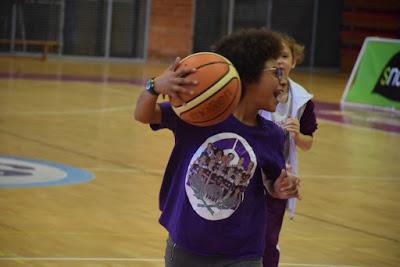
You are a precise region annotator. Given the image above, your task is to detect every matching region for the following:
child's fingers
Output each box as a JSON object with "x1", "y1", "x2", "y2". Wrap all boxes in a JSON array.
[
  {"x1": 176, "y1": 67, "x2": 197, "y2": 78},
  {"x1": 286, "y1": 116, "x2": 298, "y2": 122},
  {"x1": 294, "y1": 176, "x2": 301, "y2": 187},
  {"x1": 280, "y1": 181, "x2": 297, "y2": 192},
  {"x1": 169, "y1": 57, "x2": 181, "y2": 71},
  {"x1": 284, "y1": 121, "x2": 299, "y2": 128},
  {"x1": 277, "y1": 187, "x2": 299, "y2": 199},
  {"x1": 166, "y1": 74, "x2": 198, "y2": 98},
  {"x1": 284, "y1": 118, "x2": 299, "y2": 127},
  {"x1": 172, "y1": 84, "x2": 195, "y2": 96},
  {"x1": 285, "y1": 186, "x2": 300, "y2": 199},
  {"x1": 283, "y1": 126, "x2": 300, "y2": 133},
  {"x1": 173, "y1": 76, "x2": 198, "y2": 86}
]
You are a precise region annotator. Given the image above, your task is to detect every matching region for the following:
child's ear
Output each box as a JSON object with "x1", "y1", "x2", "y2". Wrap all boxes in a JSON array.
[{"x1": 291, "y1": 58, "x2": 297, "y2": 69}]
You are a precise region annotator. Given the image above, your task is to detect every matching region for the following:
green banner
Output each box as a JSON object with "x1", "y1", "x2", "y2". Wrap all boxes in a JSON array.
[{"x1": 342, "y1": 38, "x2": 400, "y2": 111}]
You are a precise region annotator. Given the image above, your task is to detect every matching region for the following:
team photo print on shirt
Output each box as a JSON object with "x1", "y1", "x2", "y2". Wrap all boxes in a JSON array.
[{"x1": 185, "y1": 132, "x2": 257, "y2": 220}]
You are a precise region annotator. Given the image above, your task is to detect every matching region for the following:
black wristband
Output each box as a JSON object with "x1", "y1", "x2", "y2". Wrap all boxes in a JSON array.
[{"x1": 145, "y1": 77, "x2": 159, "y2": 96}]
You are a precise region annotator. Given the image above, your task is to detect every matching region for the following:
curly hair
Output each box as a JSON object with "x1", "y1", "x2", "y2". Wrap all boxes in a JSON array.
[
  {"x1": 211, "y1": 28, "x2": 282, "y2": 88},
  {"x1": 276, "y1": 32, "x2": 305, "y2": 64}
]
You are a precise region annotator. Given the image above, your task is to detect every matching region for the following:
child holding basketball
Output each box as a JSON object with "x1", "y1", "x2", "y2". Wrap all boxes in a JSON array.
[
  {"x1": 135, "y1": 28, "x2": 301, "y2": 267},
  {"x1": 259, "y1": 32, "x2": 318, "y2": 267}
]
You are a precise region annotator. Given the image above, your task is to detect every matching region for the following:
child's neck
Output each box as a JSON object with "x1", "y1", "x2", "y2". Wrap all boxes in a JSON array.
[{"x1": 233, "y1": 101, "x2": 258, "y2": 126}]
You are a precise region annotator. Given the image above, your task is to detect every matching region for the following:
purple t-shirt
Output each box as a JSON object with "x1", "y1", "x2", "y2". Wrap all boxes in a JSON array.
[{"x1": 151, "y1": 103, "x2": 285, "y2": 259}]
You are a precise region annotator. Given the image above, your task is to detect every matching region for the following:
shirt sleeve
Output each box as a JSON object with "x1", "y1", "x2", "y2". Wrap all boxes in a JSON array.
[
  {"x1": 150, "y1": 102, "x2": 180, "y2": 131},
  {"x1": 299, "y1": 100, "x2": 318, "y2": 136}
]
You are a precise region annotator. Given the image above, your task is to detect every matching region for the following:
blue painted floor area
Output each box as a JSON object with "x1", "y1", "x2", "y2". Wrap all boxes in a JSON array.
[{"x1": 0, "y1": 156, "x2": 94, "y2": 188}]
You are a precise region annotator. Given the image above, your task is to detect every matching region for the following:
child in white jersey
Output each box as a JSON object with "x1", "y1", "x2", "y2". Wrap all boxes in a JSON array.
[{"x1": 259, "y1": 32, "x2": 318, "y2": 267}]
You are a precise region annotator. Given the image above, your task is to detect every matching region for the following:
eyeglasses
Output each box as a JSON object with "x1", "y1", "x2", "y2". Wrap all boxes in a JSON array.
[{"x1": 264, "y1": 67, "x2": 283, "y2": 82}]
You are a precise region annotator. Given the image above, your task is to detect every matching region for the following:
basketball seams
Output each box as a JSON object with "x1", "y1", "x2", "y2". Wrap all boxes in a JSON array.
[
  {"x1": 181, "y1": 77, "x2": 240, "y2": 125},
  {"x1": 172, "y1": 62, "x2": 231, "y2": 109},
  {"x1": 181, "y1": 52, "x2": 237, "y2": 69},
  {"x1": 172, "y1": 64, "x2": 238, "y2": 115},
  {"x1": 182, "y1": 61, "x2": 229, "y2": 73}
]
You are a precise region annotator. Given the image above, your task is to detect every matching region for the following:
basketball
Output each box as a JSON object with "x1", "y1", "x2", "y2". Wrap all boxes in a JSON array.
[{"x1": 169, "y1": 52, "x2": 241, "y2": 127}]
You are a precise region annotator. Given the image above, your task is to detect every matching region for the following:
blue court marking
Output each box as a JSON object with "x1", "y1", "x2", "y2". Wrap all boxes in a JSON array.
[{"x1": 0, "y1": 155, "x2": 94, "y2": 188}]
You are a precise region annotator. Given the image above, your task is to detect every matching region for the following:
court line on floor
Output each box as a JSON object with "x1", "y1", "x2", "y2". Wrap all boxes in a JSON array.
[
  {"x1": 0, "y1": 72, "x2": 144, "y2": 86},
  {"x1": 0, "y1": 257, "x2": 366, "y2": 267},
  {"x1": 296, "y1": 212, "x2": 399, "y2": 244},
  {"x1": 0, "y1": 128, "x2": 161, "y2": 178},
  {"x1": 0, "y1": 106, "x2": 133, "y2": 116}
]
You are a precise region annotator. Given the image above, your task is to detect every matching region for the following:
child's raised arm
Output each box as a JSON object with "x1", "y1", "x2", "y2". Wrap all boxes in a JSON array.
[{"x1": 134, "y1": 57, "x2": 197, "y2": 124}]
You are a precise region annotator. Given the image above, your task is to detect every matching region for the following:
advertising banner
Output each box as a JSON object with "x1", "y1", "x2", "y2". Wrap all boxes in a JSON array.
[{"x1": 341, "y1": 37, "x2": 400, "y2": 113}]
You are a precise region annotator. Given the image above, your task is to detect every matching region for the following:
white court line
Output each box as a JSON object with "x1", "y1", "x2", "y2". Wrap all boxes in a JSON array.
[
  {"x1": 0, "y1": 106, "x2": 133, "y2": 116},
  {"x1": 0, "y1": 257, "x2": 367, "y2": 267}
]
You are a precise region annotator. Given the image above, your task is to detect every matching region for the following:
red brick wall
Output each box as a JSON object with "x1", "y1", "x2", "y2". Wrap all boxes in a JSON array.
[{"x1": 148, "y1": 0, "x2": 194, "y2": 61}]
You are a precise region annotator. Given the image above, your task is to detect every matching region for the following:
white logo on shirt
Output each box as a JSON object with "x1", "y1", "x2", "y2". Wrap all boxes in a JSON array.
[{"x1": 185, "y1": 133, "x2": 257, "y2": 220}]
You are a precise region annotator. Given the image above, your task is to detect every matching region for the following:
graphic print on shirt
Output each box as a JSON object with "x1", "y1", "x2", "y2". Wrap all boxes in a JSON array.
[{"x1": 185, "y1": 132, "x2": 257, "y2": 220}]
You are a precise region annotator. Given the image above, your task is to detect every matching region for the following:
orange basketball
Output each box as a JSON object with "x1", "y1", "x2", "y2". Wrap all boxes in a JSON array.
[{"x1": 170, "y1": 52, "x2": 241, "y2": 127}]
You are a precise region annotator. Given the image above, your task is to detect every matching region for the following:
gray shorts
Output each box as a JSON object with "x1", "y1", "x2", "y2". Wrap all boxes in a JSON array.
[{"x1": 164, "y1": 236, "x2": 262, "y2": 267}]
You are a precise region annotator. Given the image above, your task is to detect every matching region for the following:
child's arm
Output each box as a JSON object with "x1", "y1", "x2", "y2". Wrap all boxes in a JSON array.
[
  {"x1": 294, "y1": 131, "x2": 313, "y2": 151},
  {"x1": 283, "y1": 117, "x2": 314, "y2": 151},
  {"x1": 134, "y1": 57, "x2": 197, "y2": 124},
  {"x1": 284, "y1": 100, "x2": 317, "y2": 151},
  {"x1": 134, "y1": 84, "x2": 162, "y2": 124}
]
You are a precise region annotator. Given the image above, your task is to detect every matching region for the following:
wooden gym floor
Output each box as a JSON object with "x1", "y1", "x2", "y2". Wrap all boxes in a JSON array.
[{"x1": 0, "y1": 57, "x2": 399, "y2": 267}]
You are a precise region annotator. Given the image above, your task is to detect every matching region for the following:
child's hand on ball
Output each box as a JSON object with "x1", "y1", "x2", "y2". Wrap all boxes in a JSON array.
[{"x1": 154, "y1": 57, "x2": 197, "y2": 103}]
